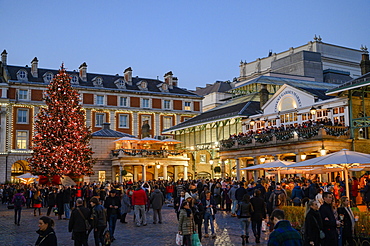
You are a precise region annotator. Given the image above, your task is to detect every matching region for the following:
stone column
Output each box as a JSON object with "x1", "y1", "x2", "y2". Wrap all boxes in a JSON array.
[
  {"x1": 142, "y1": 165, "x2": 147, "y2": 181},
  {"x1": 235, "y1": 158, "x2": 240, "y2": 181},
  {"x1": 163, "y1": 165, "x2": 168, "y2": 180},
  {"x1": 174, "y1": 166, "x2": 178, "y2": 181},
  {"x1": 154, "y1": 164, "x2": 158, "y2": 180},
  {"x1": 183, "y1": 165, "x2": 188, "y2": 180},
  {"x1": 119, "y1": 165, "x2": 123, "y2": 183},
  {"x1": 253, "y1": 158, "x2": 258, "y2": 182},
  {"x1": 221, "y1": 159, "x2": 226, "y2": 178},
  {"x1": 133, "y1": 166, "x2": 138, "y2": 182}
]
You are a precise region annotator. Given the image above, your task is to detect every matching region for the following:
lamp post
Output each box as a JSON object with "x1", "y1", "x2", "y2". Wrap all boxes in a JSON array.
[{"x1": 209, "y1": 160, "x2": 214, "y2": 179}]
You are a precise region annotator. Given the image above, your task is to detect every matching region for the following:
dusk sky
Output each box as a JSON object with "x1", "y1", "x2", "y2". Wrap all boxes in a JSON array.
[{"x1": 1, "y1": 1, "x2": 369, "y2": 90}]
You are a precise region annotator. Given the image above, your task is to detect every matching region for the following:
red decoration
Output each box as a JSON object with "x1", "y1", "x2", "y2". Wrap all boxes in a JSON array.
[{"x1": 28, "y1": 65, "x2": 95, "y2": 178}]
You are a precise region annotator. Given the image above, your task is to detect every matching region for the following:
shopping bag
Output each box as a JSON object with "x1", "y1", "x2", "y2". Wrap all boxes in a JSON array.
[
  {"x1": 192, "y1": 232, "x2": 202, "y2": 246},
  {"x1": 176, "y1": 233, "x2": 183, "y2": 246},
  {"x1": 262, "y1": 220, "x2": 267, "y2": 232}
]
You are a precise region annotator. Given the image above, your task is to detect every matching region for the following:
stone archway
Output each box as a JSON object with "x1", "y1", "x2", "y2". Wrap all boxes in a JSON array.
[{"x1": 11, "y1": 160, "x2": 30, "y2": 183}]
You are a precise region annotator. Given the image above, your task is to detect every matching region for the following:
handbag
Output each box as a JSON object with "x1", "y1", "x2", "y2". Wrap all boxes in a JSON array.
[
  {"x1": 7, "y1": 205, "x2": 14, "y2": 209},
  {"x1": 176, "y1": 233, "x2": 183, "y2": 246},
  {"x1": 312, "y1": 216, "x2": 325, "y2": 239},
  {"x1": 77, "y1": 208, "x2": 91, "y2": 231},
  {"x1": 192, "y1": 232, "x2": 202, "y2": 246}
]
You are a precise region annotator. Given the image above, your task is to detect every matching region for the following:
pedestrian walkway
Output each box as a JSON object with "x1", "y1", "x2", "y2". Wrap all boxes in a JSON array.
[{"x1": 0, "y1": 204, "x2": 270, "y2": 245}]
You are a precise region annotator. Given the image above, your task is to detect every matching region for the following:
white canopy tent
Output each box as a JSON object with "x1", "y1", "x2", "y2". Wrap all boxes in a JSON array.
[{"x1": 288, "y1": 149, "x2": 370, "y2": 198}]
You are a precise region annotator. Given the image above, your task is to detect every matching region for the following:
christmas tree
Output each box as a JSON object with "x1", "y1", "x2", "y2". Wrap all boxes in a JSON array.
[{"x1": 29, "y1": 65, "x2": 95, "y2": 177}]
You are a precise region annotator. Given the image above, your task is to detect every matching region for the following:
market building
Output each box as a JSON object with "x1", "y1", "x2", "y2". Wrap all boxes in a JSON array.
[
  {"x1": 0, "y1": 51, "x2": 202, "y2": 183},
  {"x1": 164, "y1": 39, "x2": 368, "y2": 181}
]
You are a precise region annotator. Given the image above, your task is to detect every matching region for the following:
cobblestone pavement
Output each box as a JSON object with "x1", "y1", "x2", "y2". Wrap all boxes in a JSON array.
[{"x1": 0, "y1": 203, "x2": 270, "y2": 246}]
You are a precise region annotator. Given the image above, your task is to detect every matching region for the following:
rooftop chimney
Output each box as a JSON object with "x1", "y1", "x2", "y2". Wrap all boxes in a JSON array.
[
  {"x1": 124, "y1": 67, "x2": 132, "y2": 84},
  {"x1": 360, "y1": 48, "x2": 370, "y2": 75},
  {"x1": 1, "y1": 50, "x2": 7, "y2": 65},
  {"x1": 172, "y1": 77, "x2": 178, "y2": 87},
  {"x1": 31, "y1": 57, "x2": 38, "y2": 77},
  {"x1": 260, "y1": 84, "x2": 269, "y2": 108},
  {"x1": 164, "y1": 71, "x2": 173, "y2": 89},
  {"x1": 79, "y1": 62, "x2": 88, "y2": 82},
  {"x1": 103, "y1": 123, "x2": 111, "y2": 130}
]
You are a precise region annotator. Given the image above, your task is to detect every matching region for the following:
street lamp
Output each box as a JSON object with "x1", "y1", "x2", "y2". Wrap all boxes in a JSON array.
[
  {"x1": 250, "y1": 119, "x2": 255, "y2": 126},
  {"x1": 310, "y1": 106, "x2": 317, "y2": 115}
]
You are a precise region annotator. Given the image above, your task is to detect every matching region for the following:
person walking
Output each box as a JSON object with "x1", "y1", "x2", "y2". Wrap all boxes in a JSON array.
[
  {"x1": 12, "y1": 189, "x2": 26, "y2": 226},
  {"x1": 90, "y1": 197, "x2": 107, "y2": 246},
  {"x1": 269, "y1": 184, "x2": 287, "y2": 211},
  {"x1": 178, "y1": 201, "x2": 196, "y2": 246},
  {"x1": 104, "y1": 189, "x2": 121, "y2": 241},
  {"x1": 201, "y1": 190, "x2": 216, "y2": 239},
  {"x1": 250, "y1": 189, "x2": 266, "y2": 243},
  {"x1": 46, "y1": 188, "x2": 57, "y2": 216},
  {"x1": 120, "y1": 189, "x2": 131, "y2": 224},
  {"x1": 363, "y1": 179, "x2": 370, "y2": 210},
  {"x1": 35, "y1": 216, "x2": 57, "y2": 246},
  {"x1": 319, "y1": 192, "x2": 340, "y2": 246},
  {"x1": 150, "y1": 185, "x2": 165, "y2": 224},
  {"x1": 33, "y1": 190, "x2": 43, "y2": 216},
  {"x1": 63, "y1": 186, "x2": 72, "y2": 220},
  {"x1": 303, "y1": 200, "x2": 323, "y2": 246},
  {"x1": 229, "y1": 182, "x2": 239, "y2": 217},
  {"x1": 237, "y1": 194, "x2": 254, "y2": 245},
  {"x1": 267, "y1": 209, "x2": 302, "y2": 246},
  {"x1": 174, "y1": 191, "x2": 186, "y2": 220},
  {"x1": 337, "y1": 196, "x2": 355, "y2": 246},
  {"x1": 132, "y1": 186, "x2": 148, "y2": 227},
  {"x1": 69, "y1": 198, "x2": 91, "y2": 246}
]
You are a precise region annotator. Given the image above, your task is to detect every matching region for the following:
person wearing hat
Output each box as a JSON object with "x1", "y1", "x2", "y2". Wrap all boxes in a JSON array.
[{"x1": 104, "y1": 189, "x2": 121, "y2": 242}]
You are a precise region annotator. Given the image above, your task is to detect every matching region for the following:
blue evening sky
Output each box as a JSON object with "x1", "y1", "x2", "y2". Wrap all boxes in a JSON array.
[{"x1": 1, "y1": 1, "x2": 369, "y2": 90}]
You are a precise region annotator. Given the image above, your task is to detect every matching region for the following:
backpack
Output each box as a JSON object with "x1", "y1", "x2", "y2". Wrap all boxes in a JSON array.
[
  {"x1": 274, "y1": 191, "x2": 284, "y2": 207},
  {"x1": 14, "y1": 195, "x2": 23, "y2": 208}
]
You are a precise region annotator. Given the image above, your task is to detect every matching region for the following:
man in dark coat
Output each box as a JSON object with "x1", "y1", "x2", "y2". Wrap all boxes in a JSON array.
[
  {"x1": 174, "y1": 191, "x2": 185, "y2": 220},
  {"x1": 150, "y1": 185, "x2": 165, "y2": 224},
  {"x1": 319, "y1": 192, "x2": 339, "y2": 246},
  {"x1": 63, "y1": 186, "x2": 72, "y2": 219},
  {"x1": 250, "y1": 189, "x2": 266, "y2": 243},
  {"x1": 268, "y1": 209, "x2": 302, "y2": 246},
  {"x1": 69, "y1": 198, "x2": 91, "y2": 246},
  {"x1": 235, "y1": 183, "x2": 247, "y2": 202},
  {"x1": 104, "y1": 189, "x2": 121, "y2": 241}
]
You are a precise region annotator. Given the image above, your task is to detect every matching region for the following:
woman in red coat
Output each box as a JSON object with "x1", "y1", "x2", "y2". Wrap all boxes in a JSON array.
[{"x1": 351, "y1": 177, "x2": 359, "y2": 207}]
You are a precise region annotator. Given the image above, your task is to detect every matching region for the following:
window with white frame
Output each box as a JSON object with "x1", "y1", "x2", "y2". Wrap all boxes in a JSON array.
[
  {"x1": 43, "y1": 72, "x2": 53, "y2": 83},
  {"x1": 16, "y1": 130, "x2": 28, "y2": 149},
  {"x1": 118, "y1": 114, "x2": 129, "y2": 128},
  {"x1": 142, "y1": 98, "x2": 150, "y2": 108},
  {"x1": 18, "y1": 89, "x2": 28, "y2": 100},
  {"x1": 96, "y1": 95, "x2": 104, "y2": 105},
  {"x1": 163, "y1": 100, "x2": 171, "y2": 110},
  {"x1": 184, "y1": 101, "x2": 191, "y2": 111},
  {"x1": 17, "y1": 109, "x2": 28, "y2": 123},
  {"x1": 71, "y1": 75, "x2": 79, "y2": 84},
  {"x1": 17, "y1": 70, "x2": 27, "y2": 81},
  {"x1": 95, "y1": 113, "x2": 105, "y2": 127},
  {"x1": 119, "y1": 97, "x2": 128, "y2": 107},
  {"x1": 333, "y1": 106, "x2": 345, "y2": 125},
  {"x1": 163, "y1": 116, "x2": 173, "y2": 129}
]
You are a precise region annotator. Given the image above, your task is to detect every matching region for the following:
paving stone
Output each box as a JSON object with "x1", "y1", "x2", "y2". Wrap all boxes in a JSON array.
[{"x1": 0, "y1": 204, "x2": 270, "y2": 245}]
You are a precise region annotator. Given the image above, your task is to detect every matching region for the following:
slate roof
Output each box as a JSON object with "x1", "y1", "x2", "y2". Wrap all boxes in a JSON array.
[
  {"x1": 164, "y1": 94, "x2": 261, "y2": 132},
  {"x1": 92, "y1": 128, "x2": 135, "y2": 138},
  {"x1": 234, "y1": 76, "x2": 337, "y2": 100},
  {"x1": 5, "y1": 65, "x2": 201, "y2": 98},
  {"x1": 326, "y1": 72, "x2": 370, "y2": 95},
  {"x1": 323, "y1": 69, "x2": 352, "y2": 85},
  {"x1": 193, "y1": 81, "x2": 233, "y2": 96}
]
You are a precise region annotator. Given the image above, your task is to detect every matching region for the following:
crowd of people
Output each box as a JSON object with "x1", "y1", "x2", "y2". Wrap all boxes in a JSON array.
[
  {"x1": 1, "y1": 173, "x2": 370, "y2": 246},
  {"x1": 228, "y1": 118, "x2": 346, "y2": 140}
]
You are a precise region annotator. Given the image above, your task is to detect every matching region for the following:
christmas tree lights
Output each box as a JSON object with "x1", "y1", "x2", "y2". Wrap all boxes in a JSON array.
[{"x1": 28, "y1": 65, "x2": 95, "y2": 177}]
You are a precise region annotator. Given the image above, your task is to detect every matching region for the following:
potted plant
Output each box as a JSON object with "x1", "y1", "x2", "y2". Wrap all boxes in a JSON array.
[
  {"x1": 214, "y1": 166, "x2": 221, "y2": 173},
  {"x1": 121, "y1": 169, "x2": 127, "y2": 176}
]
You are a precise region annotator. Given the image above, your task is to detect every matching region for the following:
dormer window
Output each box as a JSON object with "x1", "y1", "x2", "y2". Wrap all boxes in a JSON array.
[
  {"x1": 43, "y1": 72, "x2": 54, "y2": 83},
  {"x1": 137, "y1": 80, "x2": 148, "y2": 91},
  {"x1": 92, "y1": 76, "x2": 103, "y2": 87},
  {"x1": 114, "y1": 79, "x2": 126, "y2": 89},
  {"x1": 17, "y1": 69, "x2": 28, "y2": 81},
  {"x1": 158, "y1": 83, "x2": 169, "y2": 93},
  {"x1": 70, "y1": 75, "x2": 79, "y2": 84}
]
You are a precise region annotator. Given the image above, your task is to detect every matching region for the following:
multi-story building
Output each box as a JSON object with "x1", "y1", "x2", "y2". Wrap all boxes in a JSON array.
[
  {"x1": 0, "y1": 50, "x2": 202, "y2": 183},
  {"x1": 164, "y1": 40, "x2": 369, "y2": 181}
]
